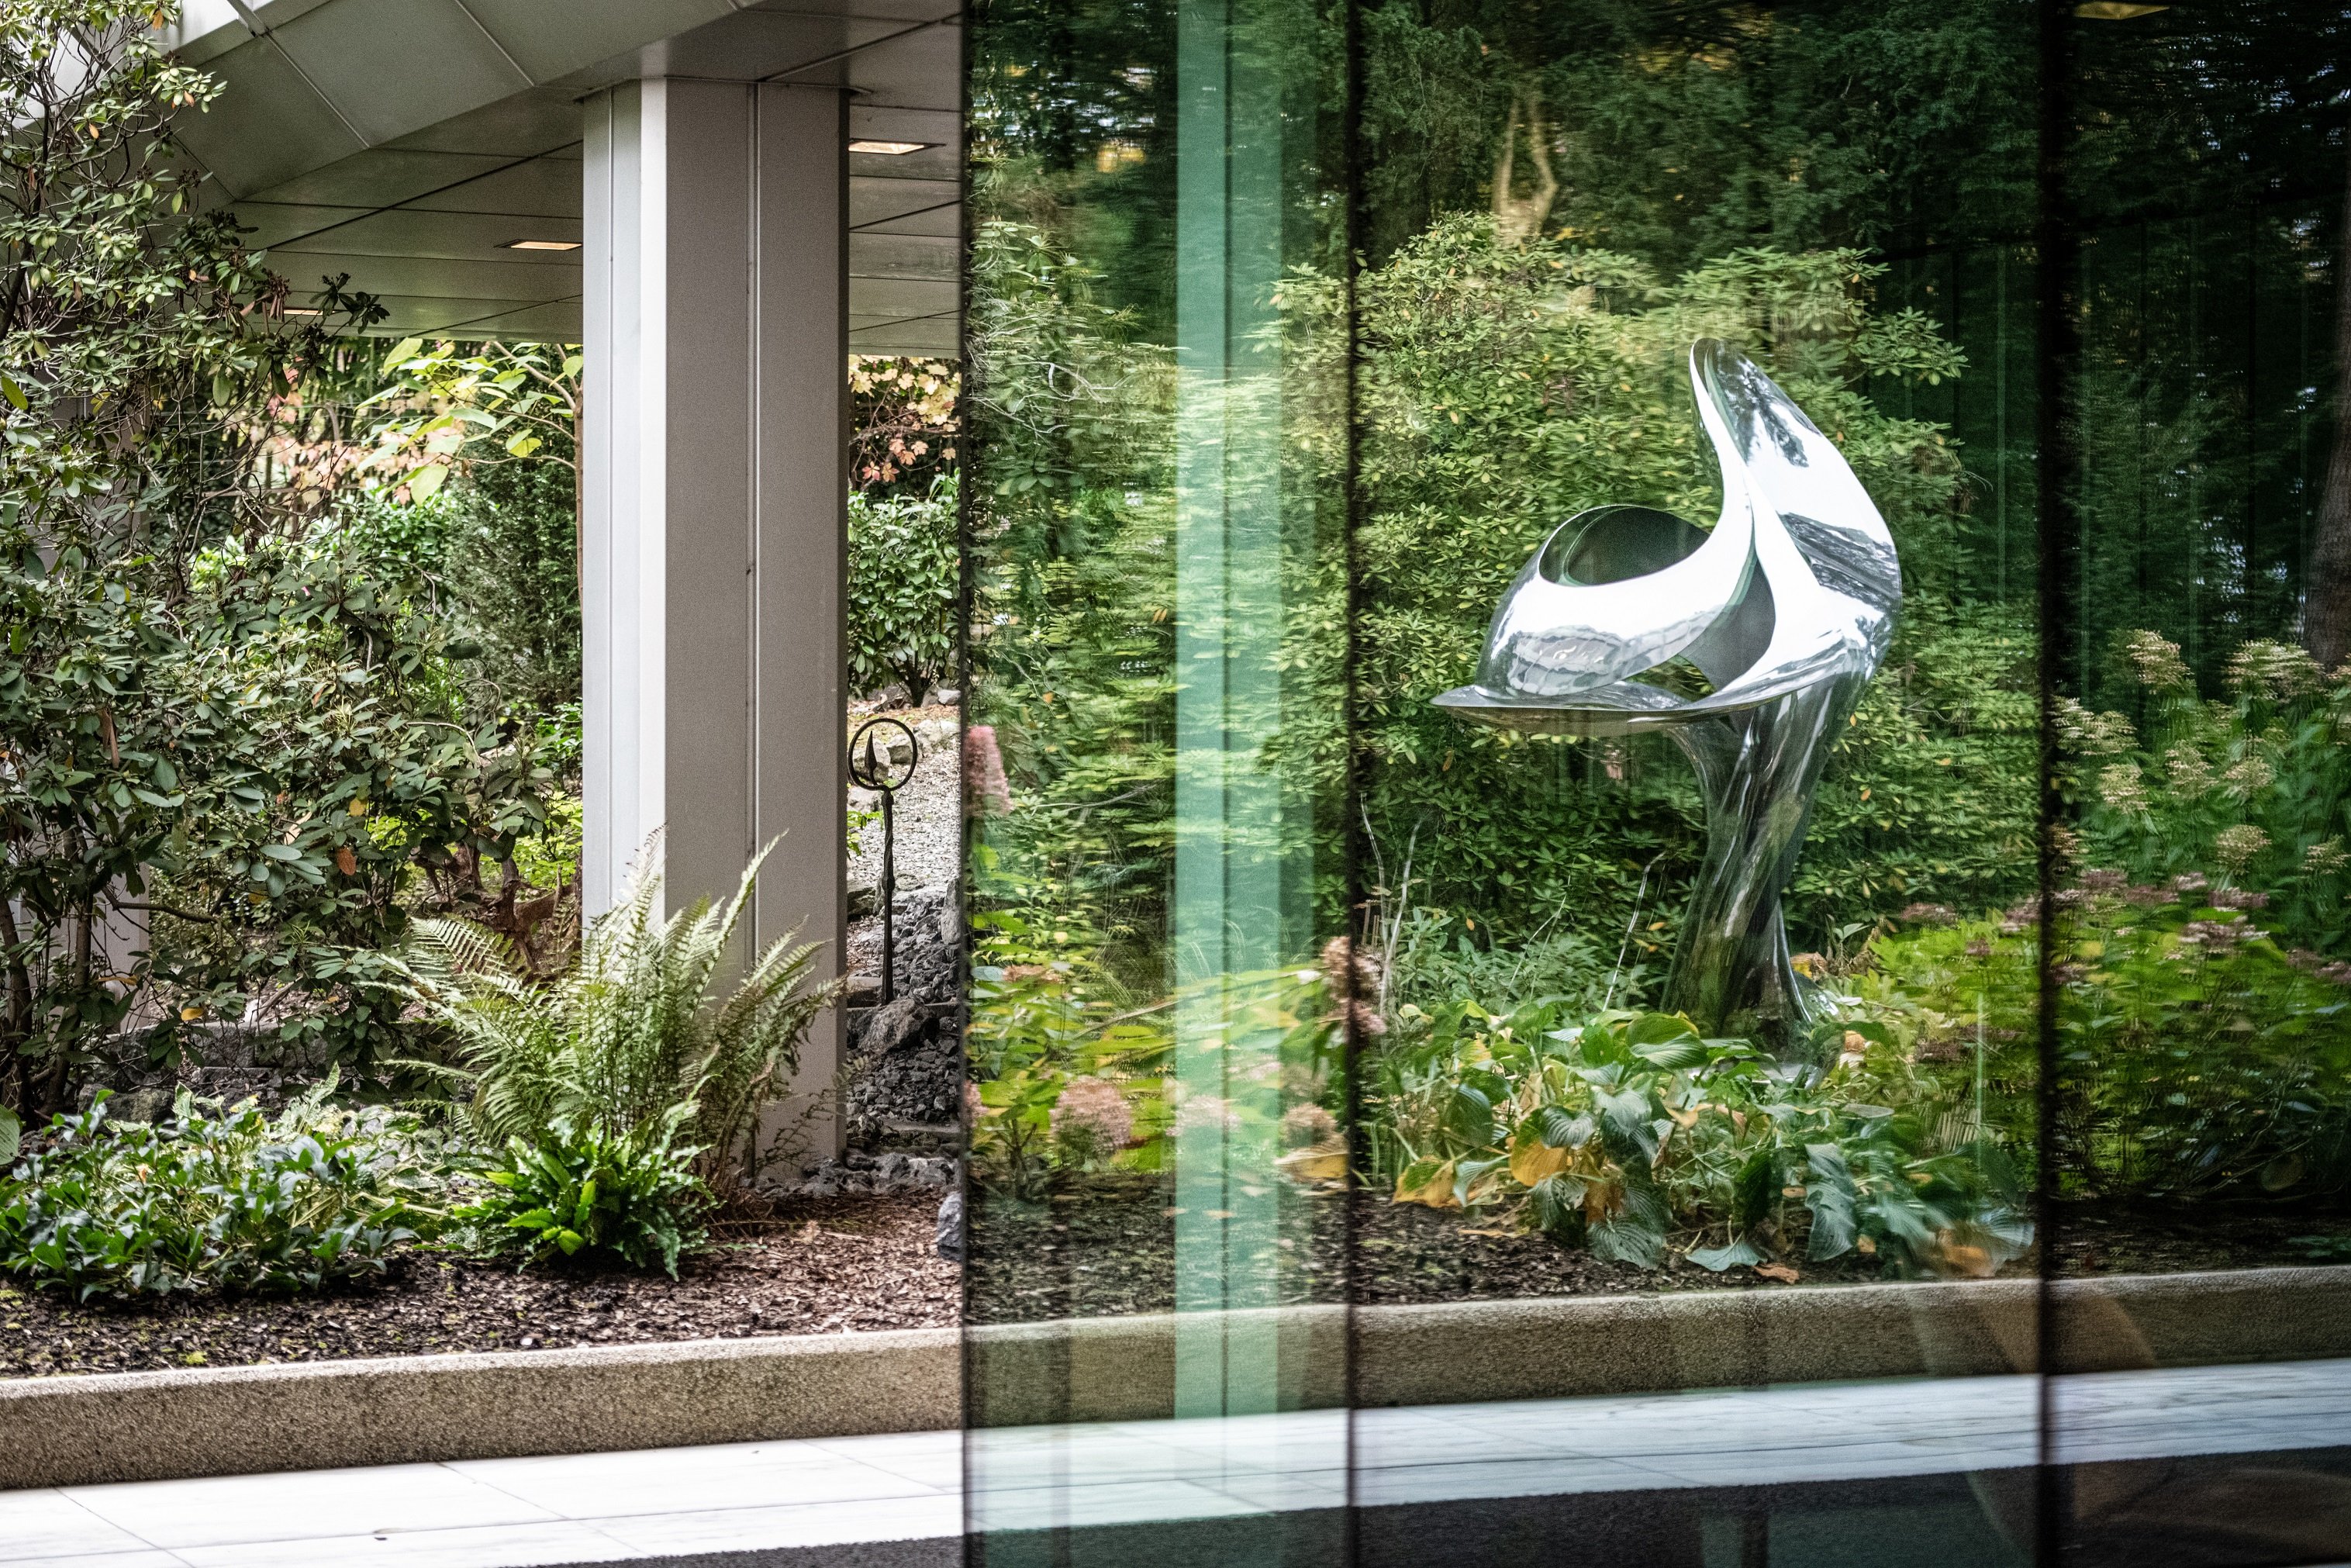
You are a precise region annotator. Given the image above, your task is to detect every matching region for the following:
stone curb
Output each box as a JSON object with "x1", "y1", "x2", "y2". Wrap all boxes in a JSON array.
[
  {"x1": 7, "y1": 1266, "x2": 2349, "y2": 1490},
  {"x1": 0, "y1": 1327, "x2": 959, "y2": 1490}
]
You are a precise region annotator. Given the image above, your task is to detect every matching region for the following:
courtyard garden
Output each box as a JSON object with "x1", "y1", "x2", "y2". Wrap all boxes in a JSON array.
[{"x1": 0, "y1": 2, "x2": 963, "y2": 1376}]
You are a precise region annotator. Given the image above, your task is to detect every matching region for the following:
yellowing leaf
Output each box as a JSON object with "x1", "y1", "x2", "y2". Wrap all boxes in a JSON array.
[
  {"x1": 408, "y1": 464, "x2": 448, "y2": 499},
  {"x1": 1509, "y1": 1131, "x2": 1574, "y2": 1186},
  {"x1": 1394, "y1": 1159, "x2": 1459, "y2": 1209},
  {"x1": 1276, "y1": 1138, "x2": 1347, "y2": 1181}
]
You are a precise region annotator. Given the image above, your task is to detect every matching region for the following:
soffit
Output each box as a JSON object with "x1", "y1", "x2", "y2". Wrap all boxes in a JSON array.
[{"x1": 167, "y1": 0, "x2": 961, "y2": 351}]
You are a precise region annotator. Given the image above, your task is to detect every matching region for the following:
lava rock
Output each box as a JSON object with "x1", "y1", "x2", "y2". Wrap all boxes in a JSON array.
[
  {"x1": 859, "y1": 997, "x2": 925, "y2": 1056},
  {"x1": 935, "y1": 1190, "x2": 965, "y2": 1262}
]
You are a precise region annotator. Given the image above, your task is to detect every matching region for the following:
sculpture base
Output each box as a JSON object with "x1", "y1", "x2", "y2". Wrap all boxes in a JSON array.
[{"x1": 1659, "y1": 675, "x2": 1862, "y2": 1042}]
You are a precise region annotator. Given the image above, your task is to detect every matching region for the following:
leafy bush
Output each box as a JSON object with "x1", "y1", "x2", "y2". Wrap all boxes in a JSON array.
[
  {"x1": 402, "y1": 834, "x2": 834, "y2": 1186},
  {"x1": 848, "y1": 474, "x2": 958, "y2": 704},
  {"x1": 2068, "y1": 630, "x2": 2351, "y2": 956},
  {"x1": 0, "y1": 1079, "x2": 443, "y2": 1300},
  {"x1": 1866, "y1": 882, "x2": 2351, "y2": 1203},
  {"x1": 1369, "y1": 1002, "x2": 2028, "y2": 1277},
  {"x1": 966, "y1": 907, "x2": 1174, "y2": 1195},
  {"x1": 456, "y1": 1112, "x2": 709, "y2": 1276}
]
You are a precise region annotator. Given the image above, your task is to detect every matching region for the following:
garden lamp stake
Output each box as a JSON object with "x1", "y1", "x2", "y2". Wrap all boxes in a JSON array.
[
  {"x1": 881, "y1": 783, "x2": 895, "y2": 1001},
  {"x1": 848, "y1": 717, "x2": 920, "y2": 1006}
]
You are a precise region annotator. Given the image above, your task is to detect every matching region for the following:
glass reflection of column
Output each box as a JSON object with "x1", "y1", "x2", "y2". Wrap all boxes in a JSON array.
[{"x1": 1173, "y1": 0, "x2": 1294, "y2": 1424}]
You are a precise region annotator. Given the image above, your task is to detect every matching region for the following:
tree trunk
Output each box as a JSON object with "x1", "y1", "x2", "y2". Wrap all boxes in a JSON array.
[
  {"x1": 2304, "y1": 144, "x2": 2351, "y2": 670},
  {"x1": 1491, "y1": 85, "x2": 1559, "y2": 247},
  {"x1": 0, "y1": 891, "x2": 31, "y2": 1115}
]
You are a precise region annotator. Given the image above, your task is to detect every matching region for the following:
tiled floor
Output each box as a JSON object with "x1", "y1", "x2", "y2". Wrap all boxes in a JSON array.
[{"x1": 4, "y1": 1359, "x2": 2348, "y2": 1566}]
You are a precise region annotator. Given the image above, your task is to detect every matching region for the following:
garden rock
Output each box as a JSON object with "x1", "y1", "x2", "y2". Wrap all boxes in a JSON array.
[
  {"x1": 859, "y1": 997, "x2": 925, "y2": 1057},
  {"x1": 777, "y1": 1151, "x2": 956, "y2": 1198},
  {"x1": 936, "y1": 1189, "x2": 964, "y2": 1262},
  {"x1": 842, "y1": 1009, "x2": 961, "y2": 1148},
  {"x1": 889, "y1": 886, "x2": 961, "y2": 1007}
]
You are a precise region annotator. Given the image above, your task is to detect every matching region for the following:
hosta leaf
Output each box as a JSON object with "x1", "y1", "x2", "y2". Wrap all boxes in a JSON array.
[
  {"x1": 1508, "y1": 1129, "x2": 1574, "y2": 1186},
  {"x1": 1532, "y1": 1106, "x2": 1595, "y2": 1149},
  {"x1": 1688, "y1": 1236, "x2": 1766, "y2": 1272},
  {"x1": 1393, "y1": 1158, "x2": 1459, "y2": 1210}
]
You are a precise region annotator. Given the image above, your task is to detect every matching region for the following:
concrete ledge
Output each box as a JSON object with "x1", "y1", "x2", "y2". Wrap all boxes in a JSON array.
[
  {"x1": 0, "y1": 1327, "x2": 958, "y2": 1490},
  {"x1": 964, "y1": 1266, "x2": 2351, "y2": 1425},
  {"x1": 7, "y1": 1266, "x2": 2350, "y2": 1490}
]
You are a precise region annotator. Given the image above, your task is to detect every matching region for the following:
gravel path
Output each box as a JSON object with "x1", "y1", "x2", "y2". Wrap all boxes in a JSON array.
[{"x1": 848, "y1": 703, "x2": 961, "y2": 901}]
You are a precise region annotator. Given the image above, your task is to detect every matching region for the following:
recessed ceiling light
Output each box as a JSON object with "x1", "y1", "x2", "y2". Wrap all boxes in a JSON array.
[
  {"x1": 850, "y1": 140, "x2": 927, "y2": 156},
  {"x1": 502, "y1": 238, "x2": 582, "y2": 251}
]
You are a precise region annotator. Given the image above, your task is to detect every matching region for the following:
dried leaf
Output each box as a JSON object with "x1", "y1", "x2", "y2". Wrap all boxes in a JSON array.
[
  {"x1": 1755, "y1": 1262, "x2": 1800, "y2": 1283},
  {"x1": 1276, "y1": 1138, "x2": 1347, "y2": 1181}
]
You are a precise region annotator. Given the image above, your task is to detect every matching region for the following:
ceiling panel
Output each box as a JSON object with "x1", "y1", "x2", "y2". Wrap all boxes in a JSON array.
[
  {"x1": 851, "y1": 233, "x2": 955, "y2": 280},
  {"x1": 361, "y1": 293, "x2": 578, "y2": 333},
  {"x1": 840, "y1": 20, "x2": 958, "y2": 109},
  {"x1": 172, "y1": 36, "x2": 364, "y2": 199},
  {"x1": 235, "y1": 202, "x2": 374, "y2": 248},
  {"x1": 603, "y1": 12, "x2": 908, "y2": 87},
  {"x1": 754, "y1": 0, "x2": 960, "y2": 22},
  {"x1": 415, "y1": 299, "x2": 586, "y2": 338},
  {"x1": 460, "y1": 0, "x2": 734, "y2": 82},
  {"x1": 273, "y1": 208, "x2": 585, "y2": 261},
  {"x1": 855, "y1": 201, "x2": 958, "y2": 238},
  {"x1": 247, "y1": 150, "x2": 522, "y2": 210},
  {"x1": 850, "y1": 143, "x2": 956, "y2": 183},
  {"x1": 271, "y1": 0, "x2": 531, "y2": 147},
  {"x1": 271, "y1": 253, "x2": 580, "y2": 302},
  {"x1": 401, "y1": 157, "x2": 582, "y2": 218},
  {"x1": 851, "y1": 177, "x2": 957, "y2": 229},
  {"x1": 849, "y1": 278, "x2": 956, "y2": 316},
  {"x1": 379, "y1": 88, "x2": 582, "y2": 157},
  {"x1": 851, "y1": 314, "x2": 958, "y2": 354}
]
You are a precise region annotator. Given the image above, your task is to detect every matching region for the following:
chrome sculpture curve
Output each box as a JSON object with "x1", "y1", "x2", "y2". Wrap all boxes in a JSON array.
[{"x1": 1435, "y1": 339, "x2": 1900, "y2": 1037}]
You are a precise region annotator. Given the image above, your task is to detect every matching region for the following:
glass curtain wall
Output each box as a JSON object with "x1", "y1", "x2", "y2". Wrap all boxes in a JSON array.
[{"x1": 959, "y1": 0, "x2": 2351, "y2": 1562}]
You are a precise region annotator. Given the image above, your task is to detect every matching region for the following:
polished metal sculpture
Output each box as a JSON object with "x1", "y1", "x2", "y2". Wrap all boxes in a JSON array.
[{"x1": 1437, "y1": 340, "x2": 1900, "y2": 1036}]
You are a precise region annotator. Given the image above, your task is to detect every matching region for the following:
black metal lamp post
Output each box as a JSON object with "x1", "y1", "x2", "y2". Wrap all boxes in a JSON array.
[{"x1": 848, "y1": 716, "x2": 920, "y2": 1003}]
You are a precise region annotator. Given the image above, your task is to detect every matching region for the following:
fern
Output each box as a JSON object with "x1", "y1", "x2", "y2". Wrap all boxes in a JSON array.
[{"x1": 399, "y1": 832, "x2": 837, "y2": 1180}]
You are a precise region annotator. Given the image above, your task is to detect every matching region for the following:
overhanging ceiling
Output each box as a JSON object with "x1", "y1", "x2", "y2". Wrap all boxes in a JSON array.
[{"x1": 163, "y1": 0, "x2": 961, "y2": 352}]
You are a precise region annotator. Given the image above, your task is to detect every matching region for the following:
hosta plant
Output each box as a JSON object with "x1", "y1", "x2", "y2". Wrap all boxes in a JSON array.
[{"x1": 1372, "y1": 1002, "x2": 2030, "y2": 1277}]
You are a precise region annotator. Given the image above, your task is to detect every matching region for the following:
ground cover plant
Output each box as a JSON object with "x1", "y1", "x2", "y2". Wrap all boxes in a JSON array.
[{"x1": 0, "y1": 1076, "x2": 446, "y2": 1300}]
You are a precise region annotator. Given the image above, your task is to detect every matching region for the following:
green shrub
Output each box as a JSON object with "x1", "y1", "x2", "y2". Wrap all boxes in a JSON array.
[
  {"x1": 457, "y1": 1112, "x2": 709, "y2": 1276},
  {"x1": 1369, "y1": 1002, "x2": 2028, "y2": 1277},
  {"x1": 401, "y1": 833, "x2": 835, "y2": 1192},
  {"x1": 0, "y1": 1079, "x2": 444, "y2": 1300},
  {"x1": 848, "y1": 474, "x2": 958, "y2": 703},
  {"x1": 2068, "y1": 631, "x2": 2351, "y2": 956},
  {"x1": 1866, "y1": 881, "x2": 2351, "y2": 1202}
]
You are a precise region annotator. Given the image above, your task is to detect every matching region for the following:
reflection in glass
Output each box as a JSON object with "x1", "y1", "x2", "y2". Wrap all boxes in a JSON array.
[{"x1": 958, "y1": 0, "x2": 2351, "y2": 1560}]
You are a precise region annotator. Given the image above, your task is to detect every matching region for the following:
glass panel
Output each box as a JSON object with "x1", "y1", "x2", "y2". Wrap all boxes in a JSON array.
[
  {"x1": 961, "y1": 0, "x2": 1350, "y2": 1556},
  {"x1": 1346, "y1": 3, "x2": 2041, "y2": 1559},
  {"x1": 2048, "y1": 2, "x2": 2351, "y2": 1559},
  {"x1": 958, "y1": 0, "x2": 2351, "y2": 1559}
]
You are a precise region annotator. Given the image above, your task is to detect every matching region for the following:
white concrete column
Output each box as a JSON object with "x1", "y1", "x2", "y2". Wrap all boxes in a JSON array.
[{"x1": 582, "y1": 78, "x2": 848, "y2": 1162}]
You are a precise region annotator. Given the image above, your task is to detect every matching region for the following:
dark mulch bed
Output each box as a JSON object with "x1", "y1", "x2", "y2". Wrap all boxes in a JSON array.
[
  {"x1": 2052, "y1": 1200, "x2": 2351, "y2": 1276},
  {"x1": 966, "y1": 1179, "x2": 2351, "y2": 1323},
  {"x1": 965, "y1": 1180, "x2": 1883, "y2": 1324},
  {"x1": 0, "y1": 1193, "x2": 957, "y2": 1381}
]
